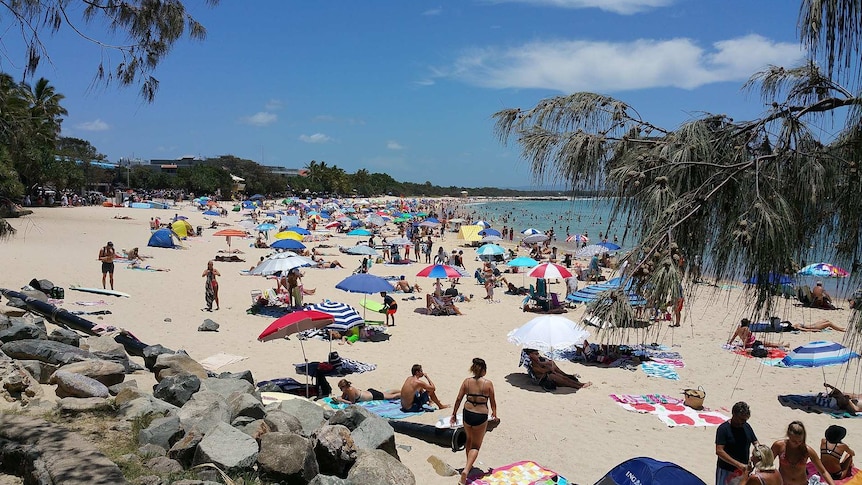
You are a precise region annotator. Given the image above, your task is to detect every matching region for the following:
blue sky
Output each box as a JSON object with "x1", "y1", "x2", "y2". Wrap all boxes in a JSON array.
[{"x1": 0, "y1": 1, "x2": 805, "y2": 188}]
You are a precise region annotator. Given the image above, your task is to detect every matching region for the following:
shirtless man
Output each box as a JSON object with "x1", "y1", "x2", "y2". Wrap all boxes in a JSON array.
[
  {"x1": 399, "y1": 364, "x2": 449, "y2": 413},
  {"x1": 812, "y1": 281, "x2": 836, "y2": 309},
  {"x1": 98, "y1": 241, "x2": 116, "y2": 290},
  {"x1": 394, "y1": 276, "x2": 420, "y2": 293}
]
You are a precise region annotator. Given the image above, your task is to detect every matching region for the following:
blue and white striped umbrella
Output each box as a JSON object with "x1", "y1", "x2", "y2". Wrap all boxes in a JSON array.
[
  {"x1": 521, "y1": 228, "x2": 542, "y2": 235},
  {"x1": 307, "y1": 300, "x2": 365, "y2": 332},
  {"x1": 567, "y1": 277, "x2": 647, "y2": 305},
  {"x1": 781, "y1": 341, "x2": 860, "y2": 367}
]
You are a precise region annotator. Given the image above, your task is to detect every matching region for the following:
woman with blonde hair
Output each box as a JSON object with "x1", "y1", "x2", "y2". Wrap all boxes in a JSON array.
[
  {"x1": 450, "y1": 358, "x2": 498, "y2": 485},
  {"x1": 771, "y1": 421, "x2": 835, "y2": 485},
  {"x1": 746, "y1": 444, "x2": 782, "y2": 485}
]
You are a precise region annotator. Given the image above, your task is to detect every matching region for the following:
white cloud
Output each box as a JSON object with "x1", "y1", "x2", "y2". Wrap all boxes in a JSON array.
[
  {"x1": 414, "y1": 79, "x2": 435, "y2": 86},
  {"x1": 265, "y1": 99, "x2": 284, "y2": 111},
  {"x1": 387, "y1": 140, "x2": 405, "y2": 150},
  {"x1": 441, "y1": 34, "x2": 804, "y2": 93},
  {"x1": 423, "y1": 7, "x2": 442, "y2": 15},
  {"x1": 299, "y1": 133, "x2": 332, "y2": 144},
  {"x1": 76, "y1": 119, "x2": 109, "y2": 131},
  {"x1": 483, "y1": 0, "x2": 674, "y2": 14},
  {"x1": 241, "y1": 112, "x2": 277, "y2": 126}
]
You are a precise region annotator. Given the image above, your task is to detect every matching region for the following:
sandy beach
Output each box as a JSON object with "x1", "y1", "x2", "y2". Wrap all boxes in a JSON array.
[{"x1": 1, "y1": 202, "x2": 859, "y2": 484}]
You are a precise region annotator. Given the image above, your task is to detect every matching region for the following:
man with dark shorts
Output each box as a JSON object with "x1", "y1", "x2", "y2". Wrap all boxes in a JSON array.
[
  {"x1": 715, "y1": 401, "x2": 759, "y2": 485},
  {"x1": 98, "y1": 241, "x2": 116, "y2": 290},
  {"x1": 381, "y1": 291, "x2": 397, "y2": 326},
  {"x1": 399, "y1": 364, "x2": 448, "y2": 413}
]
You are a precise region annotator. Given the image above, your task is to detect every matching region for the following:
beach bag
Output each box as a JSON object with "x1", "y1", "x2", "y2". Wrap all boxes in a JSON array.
[{"x1": 683, "y1": 386, "x2": 706, "y2": 409}]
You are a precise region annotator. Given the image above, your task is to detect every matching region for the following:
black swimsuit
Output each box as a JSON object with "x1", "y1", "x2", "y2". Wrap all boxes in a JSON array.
[
  {"x1": 463, "y1": 378, "x2": 489, "y2": 426},
  {"x1": 821, "y1": 442, "x2": 845, "y2": 480}
]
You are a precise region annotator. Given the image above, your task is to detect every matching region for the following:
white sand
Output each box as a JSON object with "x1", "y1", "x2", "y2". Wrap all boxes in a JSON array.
[{"x1": 1, "y1": 203, "x2": 858, "y2": 483}]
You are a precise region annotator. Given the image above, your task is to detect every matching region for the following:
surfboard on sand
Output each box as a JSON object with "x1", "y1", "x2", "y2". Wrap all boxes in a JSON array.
[
  {"x1": 261, "y1": 392, "x2": 328, "y2": 409},
  {"x1": 69, "y1": 286, "x2": 131, "y2": 298},
  {"x1": 358, "y1": 297, "x2": 384, "y2": 313}
]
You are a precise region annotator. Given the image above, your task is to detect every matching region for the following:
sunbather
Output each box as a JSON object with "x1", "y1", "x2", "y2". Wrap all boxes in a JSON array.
[
  {"x1": 812, "y1": 281, "x2": 837, "y2": 309},
  {"x1": 524, "y1": 348, "x2": 591, "y2": 389},
  {"x1": 127, "y1": 261, "x2": 170, "y2": 272},
  {"x1": 824, "y1": 383, "x2": 862, "y2": 413},
  {"x1": 791, "y1": 319, "x2": 845, "y2": 332},
  {"x1": 727, "y1": 318, "x2": 787, "y2": 348},
  {"x1": 335, "y1": 379, "x2": 400, "y2": 404}
]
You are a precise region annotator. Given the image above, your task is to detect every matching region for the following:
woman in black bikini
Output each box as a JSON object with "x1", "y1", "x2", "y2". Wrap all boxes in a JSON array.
[
  {"x1": 334, "y1": 379, "x2": 400, "y2": 404},
  {"x1": 820, "y1": 425, "x2": 854, "y2": 480},
  {"x1": 450, "y1": 358, "x2": 498, "y2": 485}
]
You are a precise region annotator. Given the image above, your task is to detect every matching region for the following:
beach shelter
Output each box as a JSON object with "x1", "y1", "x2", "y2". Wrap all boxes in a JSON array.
[
  {"x1": 458, "y1": 225, "x2": 483, "y2": 242},
  {"x1": 576, "y1": 244, "x2": 610, "y2": 259},
  {"x1": 250, "y1": 252, "x2": 315, "y2": 276},
  {"x1": 416, "y1": 264, "x2": 462, "y2": 278},
  {"x1": 797, "y1": 262, "x2": 850, "y2": 278},
  {"x1": 594, "y1": 457, "x2": 705, "y2": 485},
  {"x1": 347, "y1": 228, "x2": 373, "y2": 236},
  {"x1": 335, "y1": 273, "x2": 394, "y2": 322},
  {"x1": 213, "y1": 228, "x2": 248, "y2": 248},
  {"x1": 171, "y1": 220, "x2": 193, "y2": 238},
  {"x1": 528, "y1": 262, "x2": 573, "y2": 279},
  {"x1": 307, "y1": 300, "x2": 364, "y2": 333},
  {"x1": 521, "y1": 228, "x2": 542, "y2": 235},
  {"x1": 478, "y1": 228, "x2": 501, "y2": 237},
  {"x1": 781, "y1": 341, "x2": 860, "y2": 367},
  {"x1": 147, "y1": 228, "x2": 178, "y2": 249}
]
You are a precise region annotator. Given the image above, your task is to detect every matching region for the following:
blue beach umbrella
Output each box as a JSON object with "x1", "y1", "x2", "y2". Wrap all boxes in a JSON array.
[
  {"x1": 781, "y1": 341, "x2": 860, "y2": 367},
  {"x1": 507, "y1": 257, "x2": 539, "y2": 268},
  {"x1": 478, "y1": 228, "x2": 502, "y2": 237},
  {"x1": 597, "y1": 242, "x2": 621, "y2": 251},
  {"x1": 476, "y1": 244, "x2": 505, "y2": 256},
  {"x1": 474, "y1": 220, "x2": 491, "y2": 228},
  {"x1": 743, "y1": 273, "x2": 794, "y2": 285},
  {"x1": 256, "y1": 223, "x2": 277, "y2": 231},
  {"x1": 347, "y1": 229, "x2": 373, "y2": 236},
  {"x1": 521, "y1": 228, "x2": 542, "y2": 235},
  {"x1": 336, "y1": 273, "x2": 394, "y2": 294},
  {"x1": 567, "y1": 277, "x2": 646, "y2": 305},
  {"x1": 283, "y1": 226, "x2": 311, "y2": 235},
  {"x1": 203, "y1": 210, "x2": 220, "y2": 216},
  {"x1": 271, "y1": 239, "x2": 306, "y2": 250}
]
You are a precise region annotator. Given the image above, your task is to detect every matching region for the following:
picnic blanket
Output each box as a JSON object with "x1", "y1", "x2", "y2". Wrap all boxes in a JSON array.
[
  {"x1": 320, "y1": 397, "x2": 431, "y2": 420},
  {"x1": 468, "y1": 460, "x2": 565, "y2": 485},
  {"x1": 777, "y1": 393, "x2": 862, "y2": 418},
  {"x1": 610, "y1": 394, "x2": 729, "y2": 427},
  {"x1": 199, "y1": 352, "x2": 248, "y2": 372},
  {"x1": 640, "y1": 362, "x2": 680, "y2": 380}
]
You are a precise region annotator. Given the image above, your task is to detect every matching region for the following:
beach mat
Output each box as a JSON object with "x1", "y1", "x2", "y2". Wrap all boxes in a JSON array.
[
  {"x1": 806, "y1": 462, "x2": 860, "y2": 484},
  {"x1": 320, "y1": 397, "x2": 432, "y2": 420},
  {"x1": 610, "y1": 394, "x2": 729, "y2": 427},
  {"x1": 640, "y1": 362, "x2": 680, "y2": 380},
  {"x1": 467, "y1": 460, "x2": 565, "y2": 484},
  {"x1": 777, "y1": 393, "x2": 862, "y2": 418},
  {"x1": 199, "y1": 352, "x2": 248, "y2": 372}
]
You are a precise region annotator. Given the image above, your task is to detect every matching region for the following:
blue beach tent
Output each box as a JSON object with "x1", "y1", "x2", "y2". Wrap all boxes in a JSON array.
[
  {"x1": 147, "y1": 229, "x2": 177, "y2": 249},
  {"x1": 594, "y1": 457, "x2": 705, "y2": 485}
]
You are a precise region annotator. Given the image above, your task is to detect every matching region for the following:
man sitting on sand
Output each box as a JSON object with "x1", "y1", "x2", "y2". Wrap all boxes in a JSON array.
[
  {"x1": 400, "y1": 364, "x2": 449, "y2": 413},
  {"x1": 812, "y1": 281, "x2": 837, "y2": 309},
  {"x1": 394, "y1": 276, "x2": 421, "y2": 293},
  {"x1": 525, "y1": 349, "x2": 592, "y2": 389}
]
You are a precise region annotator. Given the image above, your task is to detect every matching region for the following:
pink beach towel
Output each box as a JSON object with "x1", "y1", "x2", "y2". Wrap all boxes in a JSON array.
[
  {"x1": 610, "y1": 394, "x2": 729, "y2": 427},
  {"x1": 468, "y1": 460, "x2": 561, "y2": 485}
]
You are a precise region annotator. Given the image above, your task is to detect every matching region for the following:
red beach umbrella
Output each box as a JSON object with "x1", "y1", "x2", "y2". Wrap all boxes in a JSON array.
[
  {"x1": 528, "y1": 262, "x2": 573, "y2": 279},
  {"x1": 416, "y1": 264, "x2": 462, "y2": 278},
  {"x1": 258, "y1": 310, "x2": 335, "y2": 342}
]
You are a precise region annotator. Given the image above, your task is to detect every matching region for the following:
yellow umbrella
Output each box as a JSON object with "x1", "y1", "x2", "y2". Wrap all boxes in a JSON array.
[{"x1": 274, "y1": 231, "x2": 304, "y2": 241}]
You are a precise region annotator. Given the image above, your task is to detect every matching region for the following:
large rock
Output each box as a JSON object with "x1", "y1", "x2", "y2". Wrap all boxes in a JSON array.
[
  {"x1": 228, "y1": 392, "x2": 265, "y2": 421},
  {"x1": 0, "y1": 323, "x2": 47, "y2": 343},
  {"x1": 198, "y1": 376, "x2": 254, "y2": 400},
  {"x1": 263, "y1": 409, "x2": 303, "y2": 434},
  {"x1": 142, "y1": 344, "x2": 174, "y2": 371},
  {"x1": 116, "y1": 395, "x2": 179, "y2": 422},
  {"x1": 217, "y1": 369, "x2": 254, "y2": 385},
  {"x1": 257, "y1": 431, "x2": 319, "y2": 483},
  {"x1": 177, "y1": 391, "x2": 231, "y2": 434},
  {"x1": 329, "y1": 406, "x2": 398, "y2": 458},
  {"x1": 313, "y1": 424, "x2": 357, "y2": 477},
  {"x1": 269, "y1": 398, "x2": 325, "y2": 436},
  {"x1": 1, "y1": 339, "x2": 90, "y2": 366},
  {"x1": 49, "y1": 370, "x2": 109, "y2": 398},
  {"x1": 191, "y1": 421, "x2": 259, "y2": 472},
  {"x1": 167, "y1": 428, "x2": 203, "y2": 468},
  {"x1": 153, "y1": 373, "x2": 201, "y2": 407},
  {"x1": 57, "y1": 359, "x2": 126, "y2": 387},
  {"x1": 138, "y1": 415, "x2": 183, "y2": 450},
  {"x1": 80, "y1": 335, "x2": 132, "y2": 371},
  {"x1": 17, "y1": 359, "x2": 57, "y2": 384},
  {"x1": 153, "y1": 352, "x2": 207, "y2": 382},
  {"x1": 308, "y1": 476, "x2": 351, "y2": 485},
  {"x1": 347, "y1": 448, "x2": 415, "y2": 485},
  {"x1": 56, "y1": 397, "x2": 113, "y2": 413},
  {"x1": 48, "y1": 327, "x2": 81, "y2": 347}
]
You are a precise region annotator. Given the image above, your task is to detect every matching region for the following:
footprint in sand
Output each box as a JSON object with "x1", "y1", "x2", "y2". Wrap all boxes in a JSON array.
[{"x1": 427, "y1": 455, "x2": 458, "y2": 476}]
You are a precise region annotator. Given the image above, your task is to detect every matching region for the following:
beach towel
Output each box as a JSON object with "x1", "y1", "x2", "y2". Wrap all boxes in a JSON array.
[
  {"x1": 777, "y1": 393, "x2": 862, "y2": 418},
  {"x1": 467, "y1": 460, "x2": 565, "y2": 485},
  {"x1": 320, "y1": 397, "x2": 431, "y2": 419},
  {"x1": 650, "y1": 357, "x2": 685, "y2": 368},
  {"x1": 74, "y1": 300, "x2": 109, "y2": 306},
  {"x1": 805, "y1": 463, "x2": 861, "y2": 484},
  {"x1": 199, "y1": 352, "x2": 248, "y2": 372},
  {"x1": 610, "y1": 394, "x2": 729, "y2": 427},
  {"x1": 640, "y1": 362, "x2": 680, "y2": 380}
]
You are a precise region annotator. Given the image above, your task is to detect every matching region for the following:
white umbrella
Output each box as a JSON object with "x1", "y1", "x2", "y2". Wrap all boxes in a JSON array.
[
  {"x1": 250, "y1": 252, "x2": 316, "y2": 276},
  {"x1": 521, "y1": 228, "x2": 542, "y2": 235},
  {"x1": 507, "y1": 315, "x2": 590, "y2": 352},
  {"x1": 480, "y1": 235, "x2": 503, "y2": 243},
  {"x1": 523, "y1": 234, "x2": 549, "y2": 244},
  {"x1": 388, "y1": 237, "x2": 412, "y2": 246},
  {"x1": 575, "y1": 244, "x2": 610, "y2": 259}
]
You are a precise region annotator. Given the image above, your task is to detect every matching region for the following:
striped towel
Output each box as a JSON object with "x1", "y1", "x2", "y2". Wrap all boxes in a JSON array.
[
  {"x1": 320, "y1": 397, "x2": 431, "y2": 419},
  {"x1": 641, "y1": 362, "x2": 680, "y2": 380},
  {"x1": 650, "y1": 358, "x2": 685, "y2": 368},
  {"x1": 609, "y1": 394, "x2": 682, "y2": 405}
]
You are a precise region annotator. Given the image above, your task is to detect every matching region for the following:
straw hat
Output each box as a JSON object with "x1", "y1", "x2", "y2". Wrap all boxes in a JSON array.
[{"x1": 825, "y1": 425, "x2": 847, "y2": 443}]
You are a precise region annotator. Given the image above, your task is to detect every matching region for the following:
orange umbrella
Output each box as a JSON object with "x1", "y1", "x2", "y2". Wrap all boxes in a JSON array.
[{"x1": 213, "y1": 228, "x2": 247, "y2": 248}]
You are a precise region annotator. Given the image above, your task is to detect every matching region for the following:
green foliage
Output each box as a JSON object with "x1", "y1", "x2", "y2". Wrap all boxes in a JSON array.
[
  {"x1": 176, "y1": 164, "x2": 232, "y2": 194},
  {"x1": 56, "y1": 137, "x2": 106, "y2": 161}
]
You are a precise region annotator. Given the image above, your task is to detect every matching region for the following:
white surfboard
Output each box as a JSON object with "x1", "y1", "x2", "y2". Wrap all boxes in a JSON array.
[
  {"x1": 435, "y1": 413, "x2": 496, "y2": 429},
  {"x1": 69, "y1": 286, "x2": 131, "y2": 298}
]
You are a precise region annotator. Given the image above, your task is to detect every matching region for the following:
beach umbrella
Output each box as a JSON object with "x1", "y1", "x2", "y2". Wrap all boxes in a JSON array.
[
  {"x1": 366, "y1": 214, "x2": 386, "y2": 227},
  {"x1": 743, "y1": 273, "x2": 794, "y2": 285},
  {"x1": 416, "y1": 264, "x2": 462, "y2": 278},
  {"x1": 336, "y1": 273, "x2": 394, "y2": 294},
  {"x1": 781, "y1": 341, "x2": 860, "y2": 367},
  {"x1": 480, "y1": 235, "x2": 503, "y2": 243},
  {"x1": 212, "y1": 228, "x2": 247, "y2": 248},
  {"x1": 529, "y1": 262, "x2": 573, "y2": 279},
  {"x1": 203, "y1": 209, "x2": 220, "y2": 216},
  {"x1": 347, "y1": 229, "x2": 373, "y2": 236},
  {"x1": 283, "y1": 226, "x2": 311, "y2": 235},
  {"x1": 797, "y1": 263, "x2": 850, "y2": 278},
  {"x1": 596, "y1": 457, "x2": 705, "y2": 485},
  {"x1": 507, "y1": 257, "x2": 539, "y2": 268},
  {"x1": 307, "y1": 300, "x2": 364, "y2": 333},
  {"x1": 345, "y1": 245, "x2": 379, "y2": 256},
  {"x1": 575, "y1": 244, "x2": 609, "y2": 259},
  {"x1": 258, "y1": 309, "x2": 335, "y2": 396},
  {"x1": 567, "y1": 277, "x2": 646, "y2": 306},
  {"x1": 473, "y1": 220, "x2": 491, "y2": 228},
  {"x1": 478, "y1": 228, "x2": 501, "y2": 237},
  {"x1": 476, "y1": 244, "x2": 505, "y2": 257},
  {"x1": 521, "y1": 228, "x2": 542, "y2": 235},
  {"x1": 250, "y1": 252, "x2": 315, "y2": 276},
  {"x1": 507, "y1": 315, "x2": 590, "y2": 353},
  {"x1": 388, "y1": 237, "x2": 412, "y2": 246},
  {"x1": 249, "y1": 194, "x2": 265, "y2": 201},
  {"x1": 274, "y1": 231, "x2": 304, "y2": 241},
  {"x1": 523, "y1": 234, "x2": 549, "y2": 244},
  {"x1": 566, "y1": 234, "x2": 589, "y2": 243},
  {"x1": 270, "y1": 239, "x2": 306, "y2": 251},
  {"x1": 418, "y1": 220, "x2": 440, "y2": 227},
  {"x1": 256, "y1": 223, "x2": 277, "y2": 232},
  {"x1": 597, "y1": 242, "x2": 621, "y2": 251},
  {"x1": 325, "y1": 221, "x2": 341, "y2": 229}
]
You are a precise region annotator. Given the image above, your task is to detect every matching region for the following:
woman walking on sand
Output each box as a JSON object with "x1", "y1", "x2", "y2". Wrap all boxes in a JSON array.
[
  {"x1": 202, "y1": 260, "x2": 221, "y2": 311},
  {"x1": 450, "y1": 358, "x2": 498, "y2": 485}
]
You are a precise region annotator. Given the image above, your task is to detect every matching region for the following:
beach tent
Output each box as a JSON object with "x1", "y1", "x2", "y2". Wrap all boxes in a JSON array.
[
  {"x1": 171, "y1": 220, "x2": 193, "y2": 238},
  {"x1": 147, "y1": 229, "x2": 178, "y2": 249},
  {"x1": 594, "y1": 457, "x2": 705, "y2": 485},
  {"x1": 458, "y1": 225, "x2": 483, "y2": 242}
]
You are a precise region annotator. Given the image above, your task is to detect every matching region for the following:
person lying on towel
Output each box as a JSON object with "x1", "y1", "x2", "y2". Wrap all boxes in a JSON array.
[{"x1": 334, "y1": 379, "x2": 400, "y2": 404}]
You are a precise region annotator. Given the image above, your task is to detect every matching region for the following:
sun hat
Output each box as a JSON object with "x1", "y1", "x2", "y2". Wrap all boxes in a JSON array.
[
  {"x1": 107, "y1": 241, "x2": 113, "y2": 246},
  {"x1": 825, "y1": 425, "x2": 847, "y2": 443}
]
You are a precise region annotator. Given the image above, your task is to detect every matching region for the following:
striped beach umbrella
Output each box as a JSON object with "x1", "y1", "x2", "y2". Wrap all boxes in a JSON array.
[
  {"x1": 416, "y1": 264, "x2": 462, "y2": 278},
  {"x1": 781, "y1": 341, "x2": 860, "y2": 367},
  {"x1": 522, "y1": 228, "x2": 542, "y2": 235},
  {"x1": 307, "y1": 301, "x2": 364, "y2": 332},
  {"x1": 528, "y1": 262, "x2": 573, "y2": 279},
  {"x1": 566, "y1": 234, "x2": 589, "y2": 243},
  {"x1": 797, "y1": 263, "x2": 850, "y2": 278}
]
